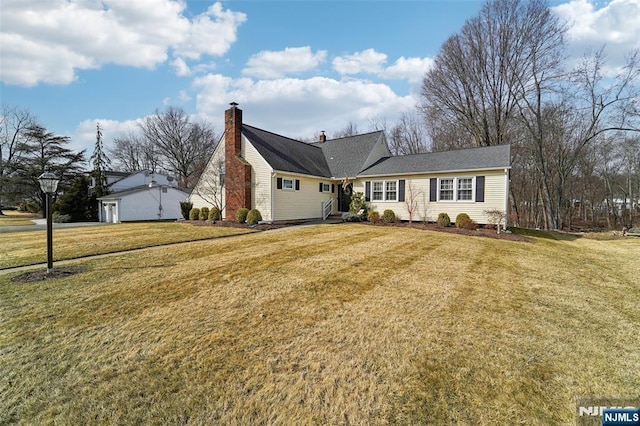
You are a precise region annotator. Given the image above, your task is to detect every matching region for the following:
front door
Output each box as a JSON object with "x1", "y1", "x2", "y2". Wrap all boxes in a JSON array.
[{"x1": 338, "y1": 183, "x2": 353, "y2": 212}]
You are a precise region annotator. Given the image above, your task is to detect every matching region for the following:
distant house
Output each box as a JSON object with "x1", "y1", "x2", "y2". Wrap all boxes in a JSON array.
[
  {"x1": 97, "y1": 170, "x2": 188, "y2": 223},
  {"x1": 190, "y1": 103, "x2": 510, "y2": 225}
]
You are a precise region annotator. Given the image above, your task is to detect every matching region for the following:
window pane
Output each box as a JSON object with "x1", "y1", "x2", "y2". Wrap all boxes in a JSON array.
[
  {"x1": 283, "y1": 179, "x2": 293, "y2": 189},
  {"x1": 385, "y1": 181, "x2": 397, "y2": 201},
  {"x1": 372, "y1": 181, "x2": 383, "y2": 201},
  {"x1": 458, "y1": 178, "x2": 472, "y2": 200},
  {"x1": 440, "y1": 178, "x2": 453, "y2": 201},
  {"x1": 322, "y1": 183, "x2": 330, "y2": 192}
]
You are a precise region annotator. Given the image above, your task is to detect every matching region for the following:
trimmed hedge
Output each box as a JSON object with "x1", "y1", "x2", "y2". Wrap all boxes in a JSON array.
[
  {"x1": 246, "y1": 209, "x2": 262, "y2": 225},
  {"x1": 236, "y1": 208, "x2": 250, "y2": 223},
  {"x1": 179, "y1": 201, "x2": 193, "y2": 220},
  {"x1": 189, "y1": 208, "x2": 200, "y2": 220},
  {"x1": 367, "y1": 211, "x2": 380, "y2": 223},
  {"x1": 208, "y1": 207, "x2": 221, "y2": 221},
  {"x1": 199, "y1": 207, "x2": 210, "y2": 221},
  {"x1": 382, "y1": 209, "x2": 396, "y2": 223},
  {"x1": 455, "y1": 213, "x2": 472, "y2": 229},
  {"x1": 437, "y1": 212, "x2": 451, "y2": 227}
]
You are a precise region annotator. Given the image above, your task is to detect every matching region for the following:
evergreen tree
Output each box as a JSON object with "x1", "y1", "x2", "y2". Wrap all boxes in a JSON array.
[
  {"x1": 15, "y1": 125, "x2": 85, "y2": 216},
  {"x1": 54, "y1": 175, "x2": 91, "y2": 221},
  {"x1": 90, "y1": 122, "x2": 111, "y2": 198}
]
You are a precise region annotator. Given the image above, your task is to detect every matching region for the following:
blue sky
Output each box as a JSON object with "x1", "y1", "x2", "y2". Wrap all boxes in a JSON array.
[{"x1": 1, "y1": 0, "x2": 639, "y2": 162}]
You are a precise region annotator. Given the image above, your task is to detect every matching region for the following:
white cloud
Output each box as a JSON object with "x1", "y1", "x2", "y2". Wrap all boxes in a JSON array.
[
  {"x1": 0, "y1": 0, "x2": 246, "y2": 86},
  {"x1": 192, "y1": 74, "x2": 416, "y2": 139},
  {"x1": 242, "y1": 47, "x2": 328, "y2": 79},
  {"x1": 72, "y1": 118, "x2": 143, "y2": 158},
  {"x1": 171, "y1": 58, "x2": 191, "y2": 77},
  {"x1": 382, "y1": 57, "x2": 434, "y2": 83},
  {"x1": 552, "y1": 0, "x2": 640, "y2": 69},
  {"x1": 332, "y1": 49, "x2": 388, "y2": 75}
]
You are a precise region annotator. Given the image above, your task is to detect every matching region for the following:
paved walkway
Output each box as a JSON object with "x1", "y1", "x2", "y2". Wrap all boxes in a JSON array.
[
  {"x1": 0, "y1": 219, "x2": 111, "y2": 234},
  {"x1": 0, "y1": 218, "x2": 345, "y2": 276}
]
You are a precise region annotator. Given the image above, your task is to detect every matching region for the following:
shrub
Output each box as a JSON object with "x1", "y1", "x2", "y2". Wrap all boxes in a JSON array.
[
  {"x1": 455, "y1": 213, "x2": 472, "y2": 229},
  {"x1": 461, "y1": 219, "x2": 478, "y2": 230},
  {"x1": 189, "y1": 207, "x2": 200, "y2": 220},
  {"x1": 236, "y1": 207, "x2": 250, "y2": 223},
  {"x1": 208, "y1": 206, "x2": 221, "y2": 221},
  {"x1": 382, "y1": 209, "x2": 396, "y2": 223},
  {"x1": 246, "y1": 209, "x2": 262, "y2": 225},
  {"x1": 52, "y1": 212, "x2": 72, "y2": 223},
  {"x1": 367, "y1": 211, "x2": 380, "y2": 223},
  {"x1": 437, "y1": 212, "x2": 451, "y2": 227},
  {"x1": 349, "y1": 192, "x2": 369, "y2": 220},
  {"x1": 26, "y1": 202, "x2": 41, "y2": 213},
  {"x1": 179, "y1": 201, "x2": 193, "y2": 220},
  {"x1": 341, "y1": 212, "x2": 361, "y2": 222},
  {"x1": 199, "y1": 207, "x2": 209, "y2": 221}
]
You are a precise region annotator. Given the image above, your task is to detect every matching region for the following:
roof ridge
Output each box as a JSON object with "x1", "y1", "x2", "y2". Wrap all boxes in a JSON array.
[{"x1": 242, "y1": 123, "x2": 322, "y2": 151}]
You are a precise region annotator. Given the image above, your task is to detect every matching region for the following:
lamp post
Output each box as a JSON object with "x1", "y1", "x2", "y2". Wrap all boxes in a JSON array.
[{"x1": 38, "y1": 172, "x2": 60, "y2": 274}]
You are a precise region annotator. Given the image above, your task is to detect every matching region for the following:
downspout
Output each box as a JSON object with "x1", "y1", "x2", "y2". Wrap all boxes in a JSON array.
[
  {"x1": 504, "y1": 168, "x2": 510, "y2": 231},
  {"x1": 271, "y1": 172, "x2": 276, "y2": 223}
]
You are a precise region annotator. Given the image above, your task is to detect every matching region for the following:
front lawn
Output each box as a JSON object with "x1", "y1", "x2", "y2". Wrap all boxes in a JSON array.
[
  {"x1": 1, "y1": 225, "x2": 638, "y2": 424},
  {"x1": 0, "y1": 222, "x2": 255, "y2": 269}
]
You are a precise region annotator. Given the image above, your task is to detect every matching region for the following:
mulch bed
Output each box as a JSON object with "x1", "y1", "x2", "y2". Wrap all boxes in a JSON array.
[{"x1": 12, "y1": 265, "x2": 88, "y2": 283}]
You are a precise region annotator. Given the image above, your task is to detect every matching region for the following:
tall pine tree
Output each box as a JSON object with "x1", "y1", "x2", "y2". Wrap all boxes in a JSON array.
[
  {"x1": 90, "y1": 122, "x2": 111, "y2": 198},
  {"x1": 87, "y1": 123, "x2": 112, "y2": 221}
]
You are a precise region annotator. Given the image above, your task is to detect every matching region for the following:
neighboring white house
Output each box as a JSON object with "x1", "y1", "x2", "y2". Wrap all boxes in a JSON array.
[
  {"x1": 97, "y1": 171, "x2": 188, "y2": 223},
  {"x1": 190, "y1": 103, "x2": 511, "y2": 226}
]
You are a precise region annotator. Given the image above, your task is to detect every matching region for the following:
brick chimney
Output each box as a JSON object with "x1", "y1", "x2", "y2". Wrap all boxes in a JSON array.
[
  {"x1": 319, "y1": 130, "x2": 326, "y2": 143},
  {"x1": 224, "y1": 102, "x2": 251, "y2": 220}
]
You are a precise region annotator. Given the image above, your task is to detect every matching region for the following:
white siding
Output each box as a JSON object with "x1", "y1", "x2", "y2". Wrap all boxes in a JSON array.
[
  {"x1": 244, "y1": 138, "x2": 273, "y2": 221},
  {"x1": 353, "y1": 169, "x2": 508, "y2": 224},
  {"x1": 109, "y1": 188, "x2": 188, "y2": 222},
  {"x1": 273, "y1": 174, "x2": 336, "y2": 221},
  {"x1": 189, "y1": 142, "x2": 225, "y2": 213}
]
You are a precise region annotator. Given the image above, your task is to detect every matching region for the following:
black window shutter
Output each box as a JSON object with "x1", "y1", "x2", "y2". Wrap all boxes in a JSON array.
[
  {"x1": 476, "y1": 176, "x2": 485, "y2": 202},
  {"x1": 277, "y1": 177, "x2": 282, "y2": 189},
  {"x1": 319, "y1": 182, "x2": 323, "y2": 192},
  {"x1": 331, "y1": 184, "x2": 335, "y2": 193},
  {"x1": 429, "y1": 178, "x2": 437, "y2": 202},
  {"x1": 398, "y1": 180, "x2": 405, "y2": 202},
  {"x1": 365, "y1": 181, "x2": 371, "y2": 202},
  {"x1": 295, "y1": 179, "x2": 300, "y2": 191}
]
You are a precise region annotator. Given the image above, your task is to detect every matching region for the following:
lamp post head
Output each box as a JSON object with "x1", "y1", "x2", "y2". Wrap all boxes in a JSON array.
[{"x1": 38, "y1": 172, "x2": 60, "y2": 194}]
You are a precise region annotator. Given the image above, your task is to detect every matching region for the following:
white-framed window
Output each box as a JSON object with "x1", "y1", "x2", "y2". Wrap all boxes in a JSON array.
[
  {"x1": 439, "y1": 178, "x2": 454, "y2": 201},
  {"x1": 371, "y1": 180, "x2": 398, "y2": 202},
  {"x1": 283, "y1": 178, "x2": 294, "y2": 190},
  {"x1": 457, "y1": 178, "x2": 473, "y2": 201},
  {"x1": 372, "y1": 181, "x2": 384, "y2": 201},
  {"x1": 322, "y1": 183, "x2": 331, "y2": 193},
  {"x1": 438, "y1": 177, "x2": 474, "y2": 202}
]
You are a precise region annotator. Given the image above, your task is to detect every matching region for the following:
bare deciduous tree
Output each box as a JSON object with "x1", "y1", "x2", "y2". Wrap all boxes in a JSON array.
[
  {"x1": 139, "y1": 107, "x2": 217, "y2": 189},
  {"x1": 0, "y1": 105, "x2": 37, "y2": 211}
]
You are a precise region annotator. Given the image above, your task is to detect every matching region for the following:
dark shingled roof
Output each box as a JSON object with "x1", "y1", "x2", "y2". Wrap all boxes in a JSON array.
[
  {"x1": 242, "y1": 123, "x2": 510, "y2": 178},
  {"x1": 312, "y1": 131, "x2": 387, "y2": 178},
  {"x1": 360, "y1": 144, "x2": 511, "y2": 176},
  {"x1": 242, "y1": 125, "x2": 331, "y2": 177}
]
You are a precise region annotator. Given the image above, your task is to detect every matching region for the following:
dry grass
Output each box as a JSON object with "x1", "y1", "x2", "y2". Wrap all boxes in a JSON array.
[
  {"x1": 1, "y1": 224, "x2": 638, "y2": 424},
  {"x1": 0, "y1": 210, "x2": 39, "y2": 227},
  {"x1": 0, "y1": 222, "x2": 255, "y2": 269}
]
